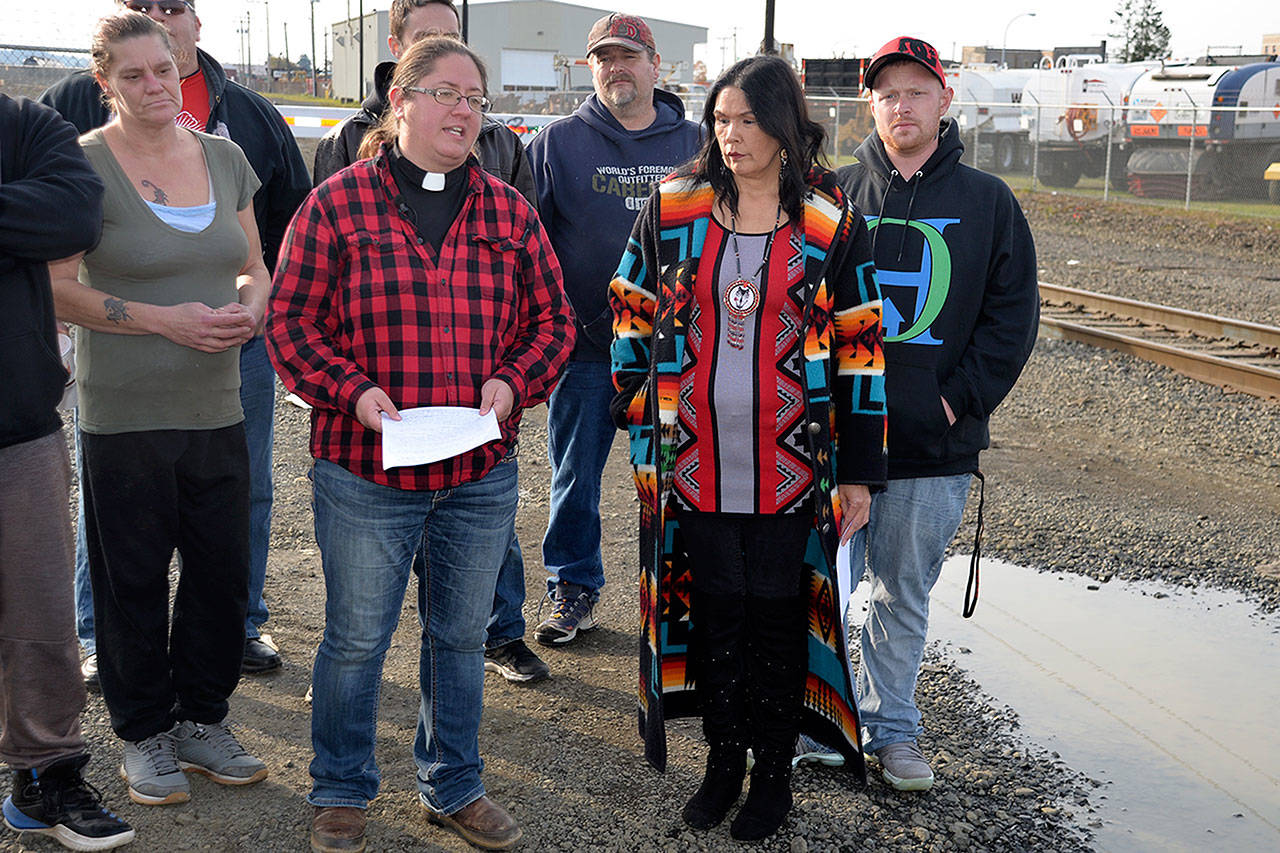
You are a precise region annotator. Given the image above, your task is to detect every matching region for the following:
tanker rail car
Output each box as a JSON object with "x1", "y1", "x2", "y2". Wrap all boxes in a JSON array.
[{"x1": 1124, "y1": 57, "x2": 1280, "y2": 199}]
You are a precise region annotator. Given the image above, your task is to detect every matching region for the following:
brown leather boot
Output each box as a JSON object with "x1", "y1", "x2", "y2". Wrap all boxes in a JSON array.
[
  {"x1": 424, "y1": 795, "x2": 523, "y2": 850},
  {"x1": 310, "y1": 805, "x2": 367, "y2": 853}
]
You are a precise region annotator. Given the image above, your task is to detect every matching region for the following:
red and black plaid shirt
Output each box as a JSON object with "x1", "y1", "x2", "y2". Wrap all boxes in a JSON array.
[{"x1": 267, "y1": 151, "x2": 574, "y2": 491}]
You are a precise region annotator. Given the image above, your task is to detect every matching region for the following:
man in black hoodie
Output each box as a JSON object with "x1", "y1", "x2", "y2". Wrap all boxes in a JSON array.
[
  {"x1": 312, "y1": 0, "x2": 534, "y2": 203},
  {"x1": 40, "y1": 0, "x2": 311, "y2": 682},
  {"x1": 834, "y1": 37, "x2": 1039, "y2": 792},
  {"x1": 0, "y1": 94, "x2": 135, "y2": 851}
]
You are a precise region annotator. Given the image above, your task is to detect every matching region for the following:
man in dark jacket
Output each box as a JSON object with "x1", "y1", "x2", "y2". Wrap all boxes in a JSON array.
[
  {"x1": 0, "y1": 93, "x2": 135, "y2": 852},
  {"x1": 312, "y1": 0, "x2": 552, "y2": 686},
  {"x1": 835, "y1": 36, "x2": 1039, "y2": 792},
  {"x1": 525, "y1": 13, "x2": 701, "y2": 646},
  {"x1": 40, "y1": 0, "x2": 311, "y2": 680},
  {"x1": 312, "y1": 0, "x2": 534, "y2": 205}
]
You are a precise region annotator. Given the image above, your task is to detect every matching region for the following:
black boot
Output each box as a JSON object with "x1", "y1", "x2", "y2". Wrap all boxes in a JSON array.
[
  {"x1": 730, "y1": 594, "x2": 808, "y2": 841},
  {"x1": 2, "y1": 753, "x2": 135, "y2": 850},
  {"x1": 682, "y1": 590, "x2": 748, "y2": 830}
]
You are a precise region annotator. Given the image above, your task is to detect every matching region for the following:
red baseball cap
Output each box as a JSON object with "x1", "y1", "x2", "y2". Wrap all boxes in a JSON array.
[
  {"x1": 587, "y1": 13, "x2": 655, "y2": 55},
  {"x1": 864, "y1": 36, "x2": 947, "y2": 90}
]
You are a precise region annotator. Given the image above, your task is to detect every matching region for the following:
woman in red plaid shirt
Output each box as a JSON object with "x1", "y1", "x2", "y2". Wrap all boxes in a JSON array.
[{"x1": 267, "y1": 37, "x2": 573, "y2": 853}]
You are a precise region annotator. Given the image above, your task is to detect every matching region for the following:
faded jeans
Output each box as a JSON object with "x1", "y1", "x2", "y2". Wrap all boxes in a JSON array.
[{"x1": 847, "y1": 474, "x2": 971, "y2": 753}]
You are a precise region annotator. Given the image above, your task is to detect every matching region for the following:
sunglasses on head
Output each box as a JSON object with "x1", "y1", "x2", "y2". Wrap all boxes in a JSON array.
[{"x1": 123, "y1": 0, "x2": 191, "y2": 16}]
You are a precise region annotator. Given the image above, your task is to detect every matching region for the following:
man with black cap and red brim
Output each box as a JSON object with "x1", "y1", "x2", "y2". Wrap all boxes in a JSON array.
[
  {"x1": 525, "y1": 13, "x2": 700, "y2": 648},
  {"x1": 826, "y1": 36, "x2": 1039, "y2": 791}
]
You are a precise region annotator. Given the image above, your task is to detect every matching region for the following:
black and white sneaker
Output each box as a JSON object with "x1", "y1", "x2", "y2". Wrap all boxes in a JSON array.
[
  {"x1": 3, "y1": 753, "x2": 135, "y2": 850},
  {"x1": 484, "y1": 640, "x2": 551, "y2": 683}
]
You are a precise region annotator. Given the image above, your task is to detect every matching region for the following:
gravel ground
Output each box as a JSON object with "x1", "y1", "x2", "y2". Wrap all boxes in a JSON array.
[{"x1": 4, "y1": 189, "x2": 1276, "y2": 852}]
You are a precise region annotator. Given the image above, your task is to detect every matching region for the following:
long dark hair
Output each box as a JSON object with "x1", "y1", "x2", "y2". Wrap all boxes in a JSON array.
[{"x1": 691, "y1": 55, "x2": 825, "y2": 223}]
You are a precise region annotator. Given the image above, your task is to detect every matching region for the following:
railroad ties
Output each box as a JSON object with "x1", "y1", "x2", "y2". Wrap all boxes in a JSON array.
[{"x1": 1038, "y1": 282, "x2": 1280, "y2": 401}]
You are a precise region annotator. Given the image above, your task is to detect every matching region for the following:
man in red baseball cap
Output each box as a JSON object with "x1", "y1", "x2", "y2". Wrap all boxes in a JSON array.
[{"x1": 825, "y1": 35, "x2": 1039, "y2": 795}]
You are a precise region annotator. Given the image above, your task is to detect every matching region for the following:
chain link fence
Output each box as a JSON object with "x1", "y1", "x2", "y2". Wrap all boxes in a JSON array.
[
  {"x1": 805, "y1": 94, "x2": 1280, "y2": 213},
  {"x1": 0, "y1": 44, "x2": 90, "y2": 100}
]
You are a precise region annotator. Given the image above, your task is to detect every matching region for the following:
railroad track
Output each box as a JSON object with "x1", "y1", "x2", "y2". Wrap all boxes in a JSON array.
[{"x1": 1038, "y1": 282, "x2": 1280, "y2": 401}]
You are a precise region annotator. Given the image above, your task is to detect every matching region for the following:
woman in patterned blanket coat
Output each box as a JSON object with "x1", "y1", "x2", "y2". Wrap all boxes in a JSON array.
[{"x1": 608, "y1": 55, "x2": 888, "y2": 841}]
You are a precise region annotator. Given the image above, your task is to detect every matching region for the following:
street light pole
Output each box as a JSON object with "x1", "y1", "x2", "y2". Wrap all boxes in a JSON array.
[
  {"x1": 310, "y1": 0, "x2": 318, "y2": 96},
  {"x1": 1001, "y1": 11, "x2": 1036, "y2": 67}
]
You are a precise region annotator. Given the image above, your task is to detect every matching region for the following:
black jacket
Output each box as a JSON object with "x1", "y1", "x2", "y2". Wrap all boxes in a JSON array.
[
  {"x1": 836, "y1": 119, "x2": 1039, "y2": 478},
  {"x1": 312, "y1": 60, "x2": 536, "y2": 204},
  {"x1": 39, "y1": 49, "x2": 310, "y2": 272},
  {"x1": 0, "y1": 95, "x2": 104, "y2": 449}
]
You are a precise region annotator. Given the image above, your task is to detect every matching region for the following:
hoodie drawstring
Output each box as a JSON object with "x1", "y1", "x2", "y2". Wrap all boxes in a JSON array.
[
  {"x1": 896, "y1": 171, "x2": 923, "y2": 263},
  {"x1": 871, "y1": 170, "x2": 897, "y2": 257}
]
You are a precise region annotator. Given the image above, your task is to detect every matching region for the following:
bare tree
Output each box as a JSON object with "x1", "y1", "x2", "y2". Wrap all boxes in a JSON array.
[{"x1": 1110, "y1": 0, "x2": 1171, "y2": 62}]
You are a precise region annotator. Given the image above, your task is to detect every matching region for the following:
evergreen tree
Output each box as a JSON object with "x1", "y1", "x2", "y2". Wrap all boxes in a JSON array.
[{"x1": 1110, "y1": 0, "x2": 1172, "y2": 62}]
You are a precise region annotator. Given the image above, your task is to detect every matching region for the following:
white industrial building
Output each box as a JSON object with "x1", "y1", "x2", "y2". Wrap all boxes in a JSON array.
[{"x1": 330, "y1": 0, "x2": 706, "y2": 102}]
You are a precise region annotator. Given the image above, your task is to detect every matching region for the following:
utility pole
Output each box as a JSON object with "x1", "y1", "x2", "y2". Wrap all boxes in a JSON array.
[
  {"x1": 358, "y1": 0, "x2": 365, "y2": 99},
  {"x1": 283, "y1": 21, "x2": 290, "y2": 82},
  {"x1": 263, "y1": 2, "x2": 272, "y2": 93},
  {"x1": 763, "y1": 0, "x2": 775, "y2": 54},
  {"x1": 246, "y1": 9, "x2": 253, "y2": 89},
  {"x1": 310, "y1": 0, "x2": 318, "y2": 96}
]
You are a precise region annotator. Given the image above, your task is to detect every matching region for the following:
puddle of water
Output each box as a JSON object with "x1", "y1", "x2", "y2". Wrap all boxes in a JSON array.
[{"x1": 841, "y1": 555, "x2": 1280, "y2": 852}]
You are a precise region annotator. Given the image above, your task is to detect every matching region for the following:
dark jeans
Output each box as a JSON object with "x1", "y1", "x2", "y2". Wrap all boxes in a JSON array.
[
  {"x1": 678, "y1": 511, "x2": 811, "y2": 766},
  {"x1": 677, "y1": 512, "x2": 810, "y2": 598},
  {"x1": 81, "y1": 426, "x2": 250, "y2": 742}
]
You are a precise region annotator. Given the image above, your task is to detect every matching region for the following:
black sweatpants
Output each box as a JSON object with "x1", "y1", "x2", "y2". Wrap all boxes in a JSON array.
[{"x1": 81, "y1": 426, "x2": 250, "y2": 742}]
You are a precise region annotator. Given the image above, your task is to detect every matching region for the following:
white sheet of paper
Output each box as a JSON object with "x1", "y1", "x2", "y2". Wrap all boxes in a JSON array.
[{"x1": 380, "y1": 406, "x2": 501, "y2": 470}]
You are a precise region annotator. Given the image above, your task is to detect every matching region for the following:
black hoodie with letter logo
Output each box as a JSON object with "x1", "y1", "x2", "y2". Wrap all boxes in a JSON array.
[{"x1": 837, "y1": 118, "x2": 1039, "y2": 479}]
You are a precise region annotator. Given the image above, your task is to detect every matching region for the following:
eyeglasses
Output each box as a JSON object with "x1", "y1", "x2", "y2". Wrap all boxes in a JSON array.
[
  {"x1": 404, "y1": 86, "x2": 491, "y2": 114},
  {"x1": 122, "y1": 1, "x2": 191, "y2": 17}
]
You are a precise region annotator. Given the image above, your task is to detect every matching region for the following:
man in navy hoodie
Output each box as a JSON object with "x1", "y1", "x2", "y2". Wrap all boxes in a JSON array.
[
  {"x1": 834, "y1": 37, "x2": 1039, "y2": 791},
  {"x1": 526, "y1": 13, "x2": 700, "y2": 645},
  {"x1": 40, "y1": 0, "x2": 310, "y2": 682}
]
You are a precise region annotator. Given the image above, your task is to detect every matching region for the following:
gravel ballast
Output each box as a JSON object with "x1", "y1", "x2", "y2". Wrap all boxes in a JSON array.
[{"x1": 3, "y1": 191, "x2": 1276, "y2": 852}]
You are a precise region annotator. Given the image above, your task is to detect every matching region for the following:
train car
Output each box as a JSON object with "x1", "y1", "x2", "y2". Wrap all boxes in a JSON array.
[
  {"x1": 945, "y1": 64, "x2": 1034, "y2": 172},
  {"x1": 1124, "y1": 57, "x2": 1280, "y2": 198},
  {"x1": 1019, "y1": 55, "x2": 1159, "y2": 187}
]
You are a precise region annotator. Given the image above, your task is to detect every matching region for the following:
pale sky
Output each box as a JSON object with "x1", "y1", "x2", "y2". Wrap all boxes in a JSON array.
[{"x1": 5, "y1": 0, "x2": 1275, "y2": 75}]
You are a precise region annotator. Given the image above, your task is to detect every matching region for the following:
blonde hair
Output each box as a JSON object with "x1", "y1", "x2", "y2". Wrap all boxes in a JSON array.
[
  {"x1": 357, "y1": 36, "x2": 488, "y2": 160},
  {"x1": 91, "y1": 11, "x2": 174, "y2": 109}
]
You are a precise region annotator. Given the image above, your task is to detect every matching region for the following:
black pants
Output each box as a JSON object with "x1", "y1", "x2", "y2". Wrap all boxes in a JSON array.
[
  {"x1": 82, "y1": 426, "x2": 250, "y2": 742},
  {"x1": 678, "y1": 511, "x2": 810, "y2": 767}
]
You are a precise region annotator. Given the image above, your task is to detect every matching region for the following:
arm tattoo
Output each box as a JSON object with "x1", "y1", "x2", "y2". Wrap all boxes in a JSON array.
[
  {"x1": 141, "y1": 179, "x2": 169, "y2": 205},
  {"x1": 104, "y1": 297, "x2": 132, "y2": 325}
]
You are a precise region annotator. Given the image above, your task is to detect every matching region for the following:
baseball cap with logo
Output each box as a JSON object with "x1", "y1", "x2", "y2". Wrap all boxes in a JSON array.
[
  {"x1": 586, "y1": 13, "x2": 655, "y2": 56},
  {"x1": 863, "y1": 36, "x2": 947, "y2": 90}
]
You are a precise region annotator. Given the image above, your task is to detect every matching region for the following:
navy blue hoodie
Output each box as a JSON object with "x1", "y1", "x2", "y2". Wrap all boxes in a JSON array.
[
  {"x1": 527, "y1": 89, "x2": 700, "y2": 360},
  {"x1": 837, "y1": 119, "x2": 1039, "y2": 478}
]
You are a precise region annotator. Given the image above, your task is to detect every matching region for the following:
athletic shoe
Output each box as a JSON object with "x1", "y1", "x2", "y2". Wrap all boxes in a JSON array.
[
  {"x1": 484, "y1": 640, "x2": 550, "y2": 683},
  {"x1": 532, "y1": 586, "x2": 598, "y2": 646},
  {"x1": 170, "y1": 721, "x2": 267, "y2": 785},
  {"x1": 792, "y1": 733, "x2": 845, "y2": 768},
  {"x1": 876, "y1": 740, "x2": 935, "y2": 791},
  {"x1": 81, "y1": 654, "x2": 100, "y2": 694},
  {"x1": 119, "y1": 734, "x2": 189, "y2": 805},
  {"x1": 3, "y1": 753, "x2": 135, "y2": 850}
]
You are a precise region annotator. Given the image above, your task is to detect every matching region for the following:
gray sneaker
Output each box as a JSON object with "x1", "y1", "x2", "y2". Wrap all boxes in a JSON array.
[
  {"x1": 171, "y1": 720, "x2": 268, "y2": 785},
  {"x1": 876, "y1": 740, "x2": 934, "y2": 791},
  {"x1": 533, "y1": 586, "x2": 598, "y2": 646},
  {"x1": 120, "y1": 733, "x2": 190, "y2": 805},
  {"x1": 792, "y1": 733, "x2": 845, "y2": 768}
]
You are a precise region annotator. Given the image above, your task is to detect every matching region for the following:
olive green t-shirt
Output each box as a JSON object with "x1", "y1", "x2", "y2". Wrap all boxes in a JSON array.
[{"x1": 77, "y1": 128, "x2": 261, "y2": 434}]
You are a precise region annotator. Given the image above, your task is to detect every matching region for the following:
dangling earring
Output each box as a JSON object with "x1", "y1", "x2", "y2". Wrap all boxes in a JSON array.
[{"x1": 779, "y1": 148, "x2": 788, "y2": 182}]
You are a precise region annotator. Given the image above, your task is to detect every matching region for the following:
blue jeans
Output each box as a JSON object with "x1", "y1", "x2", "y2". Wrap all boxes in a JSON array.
[
  {"x1": 239, "y1": 336, "x2": 276, "y2": 638},
  {"x1": 542, "y1": 360, "x2": 617, "y2": 595},
  {"x1": 308, "y1": 458, "x2": 517, "y2": 812},
  {"x1": 411, "y1": 459, "x2": 527, "y2": 649},
  {"x1": 72, "y1": 336, "x2": 276, "y2": 651},
  {"x1": 848, "y1": 474, "x2": 971, "y2": 753}
]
